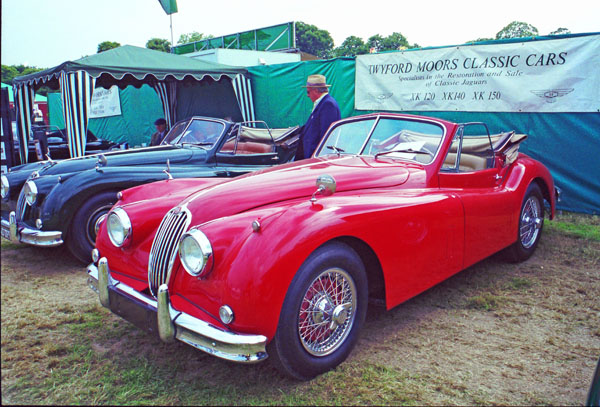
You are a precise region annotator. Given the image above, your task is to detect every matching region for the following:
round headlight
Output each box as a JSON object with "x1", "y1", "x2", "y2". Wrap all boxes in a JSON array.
[
  {"x1": 106, "y1": 208, "x2": 132, "y2": 247},
  {"x1": 178, "y1": 229, "x2": 213, "y2": 277},
  {"x1": 1, "y1": 175, "x2": 9, "y2": 199},
  {"x1": 23, "y1": 180, "x2": 38, "y2": 205}
]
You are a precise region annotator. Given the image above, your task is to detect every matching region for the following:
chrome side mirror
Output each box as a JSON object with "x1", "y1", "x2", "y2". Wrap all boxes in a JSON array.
[{"x1": 310, "y1": 174, "x2": 336, "y2": 203}]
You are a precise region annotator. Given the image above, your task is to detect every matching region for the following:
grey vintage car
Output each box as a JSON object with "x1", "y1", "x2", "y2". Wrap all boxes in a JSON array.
[{"x1": 1, "y1": 117, "x2": 299, "y2": 262}]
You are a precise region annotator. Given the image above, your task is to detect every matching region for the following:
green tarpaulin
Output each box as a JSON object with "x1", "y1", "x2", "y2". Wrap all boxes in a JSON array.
[
  {"x1": 49, "y1": 85, "x2": 170, "y2": 146},
  {"x1": 247, "y1": 33, "x2": 600, "y2": 215},
  {"x1": 1, "y1": 82, "x2": 47, "y2": 102}
]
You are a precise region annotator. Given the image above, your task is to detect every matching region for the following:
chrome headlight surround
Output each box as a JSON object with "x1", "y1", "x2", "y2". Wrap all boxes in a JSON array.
[
  {"x1": 106, "y1": 207, "x2": 132, "y2": 247},
  {"x1": 23, "y1": 180, "x2": 38, "y2": 205},
  {"x1": 1, "y1": 175, "x2": 9, "y2": 199},
  {"x1": 178, "y1": 229, "x2": 213, "y2": 277}
]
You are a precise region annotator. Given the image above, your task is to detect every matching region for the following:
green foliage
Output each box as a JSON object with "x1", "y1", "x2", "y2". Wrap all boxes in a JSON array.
[
  {"x1": 177, "y1": 31, "x2": 212, "y2": 45},
  {"x1": 334, "y1": 35, "x2": 369, "y2": 57},
  {"x1": 146, "y1": 38, "x2": 171, "y2": 53},
  {"x1": 295, "y1": 21, "x2": 334, "y2": 58},
  {"x1": 496, "y1": 21, "x2": 539, "y2": 40},
  {"x1": 549, "y1": 27, "x2": 571, "y2": 35},
  {"x1": 97, "y1": 41, "x2": 121, "y2": 53},
  {"x1": 367, "y1": 32, "x2": 410, "y2": 52},
  {"x1": 467, "y1": 37, "x2": 494, "y2": 43},
  {"x1": 2, "y1": 64, "x2": 46, "y2": 86}
]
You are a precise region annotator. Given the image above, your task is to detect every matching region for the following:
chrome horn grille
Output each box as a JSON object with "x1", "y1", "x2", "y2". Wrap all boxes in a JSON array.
[
  {"x1": 15, "y1": 186, "x2": 28, "y2": 221},
  {"x1": 148, "y1": 207, "x2": 190, "y2": 297}
]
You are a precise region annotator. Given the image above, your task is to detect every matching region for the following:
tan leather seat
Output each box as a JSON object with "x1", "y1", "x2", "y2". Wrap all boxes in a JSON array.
[{"x1": 443, "y1": 152, "x2": 487, "y2": 171}]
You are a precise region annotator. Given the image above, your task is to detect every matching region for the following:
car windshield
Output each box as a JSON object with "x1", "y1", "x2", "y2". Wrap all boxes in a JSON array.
[
  {"x1": 316, "y1": 117, "x2": 445, "y2": 164},
  {"x1": 162, "y1": 119, "x2": 225, "y2": 148}
]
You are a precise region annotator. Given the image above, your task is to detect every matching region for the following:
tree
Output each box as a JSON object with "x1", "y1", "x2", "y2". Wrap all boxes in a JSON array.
[
  {"x1": 549, "y1": 27, "x2": 570, "y2": 35},
  {"x1": 367, "y1": 34, "x2": 385, "y2": 53},
  {"x1": 1, "y1": 65, "x2": 20, "y2": 85},
  {"x1": 334, "y1": 36, "x2": 369, "y2": 57},
  {"x1": 467, "y1": 37, "x2": 494, "y2": 43},
  {"x1": 496, "y1": 21, "x2": 539, "y2": 40},
  {"x1": 146, "y1": 38, "x2": 171, "y2": 53},
  {"x1": 381, "y1": 32, "x2": 410, "y2": 51},
  {"x1": 177, "y1": 31, "x2": 212, "y2": 45},
  {"x1": 97, "y1": 41, "x2": 121, "y2": 53},
  {"x1": 295, "y1": 22, "x2": 334, "y2": 59}
]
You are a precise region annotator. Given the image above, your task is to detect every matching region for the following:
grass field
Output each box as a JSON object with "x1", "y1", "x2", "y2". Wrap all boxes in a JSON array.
[{"x1": 1, "y1": 212, "x2": 599, "y2": 405}]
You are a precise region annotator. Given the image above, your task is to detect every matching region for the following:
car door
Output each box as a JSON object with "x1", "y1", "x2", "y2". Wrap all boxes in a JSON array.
[
  {"x1": 438, "y1": 123, "x2": 516, "y2": 268},
  {"x1": 215, "y1": 123, "x2": 281, "y2": 176}
]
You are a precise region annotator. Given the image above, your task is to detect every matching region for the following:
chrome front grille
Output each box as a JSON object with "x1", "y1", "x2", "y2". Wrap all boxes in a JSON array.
[
  {"x1": 15, "y1": 187, "x2": 28, "y2": 221},
  {"x1": 148, "y1": 207, "x2": 190, "y2": 297}
]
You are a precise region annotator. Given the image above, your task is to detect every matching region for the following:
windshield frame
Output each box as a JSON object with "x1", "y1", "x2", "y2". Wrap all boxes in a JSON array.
[
  {"x1": 315, "y1": 114, "x2": 448, "y2": 165},
  {"x1": 161, "y1": 117, "x2": 228, "y2": 148}
]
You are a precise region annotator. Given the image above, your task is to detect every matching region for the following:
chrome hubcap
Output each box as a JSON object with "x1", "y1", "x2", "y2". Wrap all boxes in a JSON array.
[
  {"x1": 298, "y1": 268, "x2": 357, "y2": 356},
  {"x1": 520, "y1": 195, "x2": 542, "y2": 249}
]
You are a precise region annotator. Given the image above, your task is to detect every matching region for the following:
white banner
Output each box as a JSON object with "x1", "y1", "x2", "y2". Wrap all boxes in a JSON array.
[
  {"x1": 355, "y1": 35, "x2": 600, "y2": 113},
  {"x1": 89, "y1": 86, "x2": 121, "y2": 118}
]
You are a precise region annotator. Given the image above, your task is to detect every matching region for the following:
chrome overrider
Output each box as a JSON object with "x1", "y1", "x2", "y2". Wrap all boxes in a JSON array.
[
  {"x1": 1, "y1": 210, "x2": 63, "y2": 246},
  {"x1": 87, "y1": 257, "x2": 268, "y2": 363}
]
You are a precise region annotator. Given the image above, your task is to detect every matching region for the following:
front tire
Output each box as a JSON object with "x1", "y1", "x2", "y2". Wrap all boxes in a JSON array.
[
  {"x1": 66, "y1": 191, "x2": 117, "y2": 263},
  {"x1": 505, "y1": 183, "x2": 544, "y2": 262},
  {"x1": 268, "y1": 242, "x2": 368, "y2": 380}
]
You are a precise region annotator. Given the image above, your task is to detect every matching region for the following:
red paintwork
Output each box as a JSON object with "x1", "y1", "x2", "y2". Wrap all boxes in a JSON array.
[{"x1": 95, "y1": 113, "x2": 556, "y2": 341}]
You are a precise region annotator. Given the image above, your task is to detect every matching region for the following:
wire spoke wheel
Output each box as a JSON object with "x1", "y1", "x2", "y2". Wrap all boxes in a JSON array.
[
  {"x1": 519, "y1": 195, "x2": 542, "y2": 249},
  {"x1": 298, "y1": 268, "x2": 357, "y2": 357}
]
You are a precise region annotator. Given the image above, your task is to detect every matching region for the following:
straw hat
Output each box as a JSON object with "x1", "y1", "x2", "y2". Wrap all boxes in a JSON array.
[{"x1": 304, "y1": 74, "x2": 331, "y2": 88}]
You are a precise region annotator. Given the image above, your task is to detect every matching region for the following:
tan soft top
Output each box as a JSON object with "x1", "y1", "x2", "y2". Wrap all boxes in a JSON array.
[{"x1": 239, "y1": 126, "x2": 297, "y2": 142}]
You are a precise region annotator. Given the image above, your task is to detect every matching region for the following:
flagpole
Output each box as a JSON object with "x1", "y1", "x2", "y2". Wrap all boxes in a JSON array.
[{"x1": 170, "y1": 14, "x2": 174, "y2": 50}]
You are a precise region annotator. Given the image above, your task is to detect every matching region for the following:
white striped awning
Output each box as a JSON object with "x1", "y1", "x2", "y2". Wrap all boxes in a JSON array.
[
  {"x1": 60, "y1": 71, "x2": 96, "y2": 158},
  {"x1": 152, "y1": 81, "x2": 177, "y2": 129},
  {"x1": 232, "y1": 74, "x2": 256, "y2": 124},
  {"x1": 13, "y1": 84, "x2": 35, "y2": 164}
]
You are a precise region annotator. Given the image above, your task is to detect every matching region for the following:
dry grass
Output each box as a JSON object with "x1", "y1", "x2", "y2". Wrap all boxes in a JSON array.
[{"x1": 1, "y1": 212, "x2": 599, "y2": 405}]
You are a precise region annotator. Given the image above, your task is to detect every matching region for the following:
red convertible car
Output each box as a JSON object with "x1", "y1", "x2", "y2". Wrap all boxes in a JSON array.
[{"x1": 88, "y1": 113, "x2": 558, "y2": 379}]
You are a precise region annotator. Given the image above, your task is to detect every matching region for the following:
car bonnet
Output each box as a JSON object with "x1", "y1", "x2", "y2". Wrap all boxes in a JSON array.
[{"x1": 181, "y1": 155, "x2": 412, "y2": 224}]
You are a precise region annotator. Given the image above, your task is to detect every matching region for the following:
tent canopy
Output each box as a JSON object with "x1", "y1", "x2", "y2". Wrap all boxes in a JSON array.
[
  {"x1": 12, "y1": 45, "x2": 247, "y2": 89},
  {"x1": 11, "y1": 45, "x2": 255, "y2": 162}
]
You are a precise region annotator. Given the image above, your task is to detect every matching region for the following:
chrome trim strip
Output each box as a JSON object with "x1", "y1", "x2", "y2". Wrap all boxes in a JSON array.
[
  {"x1": 88, "y1": 260, "x2": 268, "y2": 363},
  {"x1": 1, "y1": 213, "x2": 63, "y2": 247}
]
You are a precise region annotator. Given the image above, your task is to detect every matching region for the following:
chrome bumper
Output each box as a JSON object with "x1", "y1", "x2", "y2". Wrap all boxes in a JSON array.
[
  {"x1": 1, "y1": 211, "x2": 63, "y2": 247},
  {"x1": 87, "y1": 258, "x2": 268, "y2": 363}
]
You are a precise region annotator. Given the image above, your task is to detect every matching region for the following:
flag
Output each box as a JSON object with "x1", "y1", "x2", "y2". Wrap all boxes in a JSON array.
[{"x1": 158, "y1": 0, "x2": 178, "y2": 14}]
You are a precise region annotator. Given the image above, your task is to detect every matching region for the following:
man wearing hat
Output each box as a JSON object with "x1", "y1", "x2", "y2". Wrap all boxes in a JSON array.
[
  {"x1": 295, "y1": 74, "x2": 341, "y2": 160},
  {"x1": 150, "y1": 118, "x2": 168, "y2": 146}
]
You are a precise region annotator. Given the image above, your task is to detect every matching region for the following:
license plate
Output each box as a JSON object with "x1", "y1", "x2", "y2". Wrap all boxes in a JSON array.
[{"x1": 1, "y1": 227, "x2": 10, "y2": 240}]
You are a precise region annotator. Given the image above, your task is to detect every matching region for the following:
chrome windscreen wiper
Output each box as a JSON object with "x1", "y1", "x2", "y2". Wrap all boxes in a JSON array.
[{"x1": 327, "y1": 145, "x2": 346, "y2": 156}]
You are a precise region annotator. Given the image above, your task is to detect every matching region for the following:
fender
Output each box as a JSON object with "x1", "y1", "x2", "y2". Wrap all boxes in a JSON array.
[
  {"x1": 505, "y1": 154, "x2": 556, "y2": 219},
  {"x1": 41, "y1": 166, "x2": 230, "y2": 234},
  {"x1": 171, "y1": 189, "x2": 464, "y2": 340}
]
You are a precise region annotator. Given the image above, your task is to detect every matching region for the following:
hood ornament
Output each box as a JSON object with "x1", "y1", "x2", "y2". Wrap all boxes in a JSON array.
[
  {"x1": 95, "y1": 154, "x2": 108, "y2": 172},
  {"x1": 163, "y1": 159, "x2": 173, "y2": 180},
  {"x1": 310, "y1": 174, "x2": 336, "y2": 204}
]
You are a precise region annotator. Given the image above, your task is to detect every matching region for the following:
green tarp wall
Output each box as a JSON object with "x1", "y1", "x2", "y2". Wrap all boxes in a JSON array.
[
  {"x1": 49, "y1": 85, "x2": 164, "y2": 147},
  {"x1": 247, "y1": 43, "x2": 600, "y2": 215}
]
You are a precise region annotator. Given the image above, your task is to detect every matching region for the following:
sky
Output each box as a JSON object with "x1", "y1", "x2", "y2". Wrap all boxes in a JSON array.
[{"x1": 2, "y1": 0, "x2": 599, "y2": 67}]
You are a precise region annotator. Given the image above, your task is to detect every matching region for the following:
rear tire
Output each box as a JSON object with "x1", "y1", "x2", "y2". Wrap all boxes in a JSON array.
[
  {"x1": 505, "y1": 183, "x2": 544, "y2": 263},
  {"x1": 268, "y1": 242, "x2": 368, "y2": 380},
  {"x1": 66, "y1": 191, "x2": 117, "y2": 263}
]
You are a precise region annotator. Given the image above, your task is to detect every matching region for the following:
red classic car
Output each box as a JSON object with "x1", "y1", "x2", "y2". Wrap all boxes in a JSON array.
[{"x1": 88, "y1": 113, "x2": 558, "y2": 379}]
